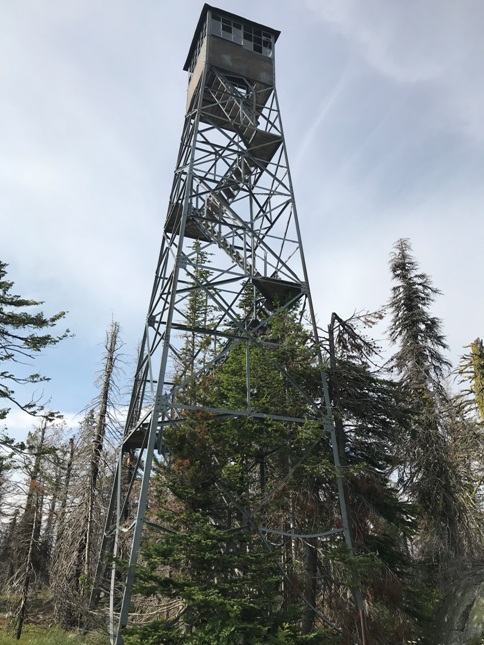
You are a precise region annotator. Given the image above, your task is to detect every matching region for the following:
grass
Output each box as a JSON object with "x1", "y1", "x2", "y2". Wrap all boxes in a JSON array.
[{"x1": 0, "y1": 624, "x2": 109, "y2": 644}]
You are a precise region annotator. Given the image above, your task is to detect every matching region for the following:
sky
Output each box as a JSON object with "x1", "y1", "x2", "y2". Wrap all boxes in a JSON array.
[{"x1": 2, "y1": 0, "x2": 484, "y2": 441}]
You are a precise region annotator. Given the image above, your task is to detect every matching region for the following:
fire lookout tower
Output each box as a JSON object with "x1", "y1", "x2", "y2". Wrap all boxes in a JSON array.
[{"x1": 93, "y1": 5, "x2": 358, "y2": 643}]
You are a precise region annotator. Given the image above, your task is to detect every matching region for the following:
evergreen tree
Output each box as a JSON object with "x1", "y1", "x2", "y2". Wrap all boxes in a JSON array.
[
  {"x1": 176, "y1": 244, "x2": 215, "y2": 372},
  {"x1": 455, "y1": 339, "x2": 484, "y2": 533},
  {"x1": 387, "y1": 239, "x2": 477, "y2": 565},
  {"x1": 458, "y1": 338, "x2": 484, "y2": 423},
  {"x1": 125, "y1": 262, "x2": 341, "y2": 642},
  {"x1": 326, "y1": 312, "x2": 418, "y2": 643},
  {"x1": 0, "y1": 260, "x2": 69, "y2": 425}
]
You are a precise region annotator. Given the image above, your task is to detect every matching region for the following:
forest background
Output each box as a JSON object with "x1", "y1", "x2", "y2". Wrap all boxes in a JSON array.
[{"x1": 0, "y1": 236, "x2": 483, "y2": 643}]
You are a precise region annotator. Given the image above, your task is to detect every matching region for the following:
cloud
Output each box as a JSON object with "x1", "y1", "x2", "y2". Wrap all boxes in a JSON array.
[
  {"x1": 293, "y1": 65, "x2": 350, "y2": 172},
  {"x1": 0, "y1": 1, "x2": 181, "y2": 347},
  {"x1": 2, "y1": 409, "x2": 81, "y2": 445},
  {"x1": 305, "y1": 0, "x2": 484, "y2": 140}
]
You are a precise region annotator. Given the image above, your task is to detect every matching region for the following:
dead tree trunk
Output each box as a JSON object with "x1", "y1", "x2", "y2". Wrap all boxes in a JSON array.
[
  {"x1": 83, "y1": 321, "x2": 120, "y2": 579},
  {"x1": 53, "y1": 322, "x2": 122, "y2": 629},
  {"x1": 15, "y1": 419, "x2": 48, "y2": 639},
  {"x1": 55, "y1": 437, "x2": 75, "y2": 545},
  {"x1": 15, "y1": 495, "x2": 40, "y2": 640}
]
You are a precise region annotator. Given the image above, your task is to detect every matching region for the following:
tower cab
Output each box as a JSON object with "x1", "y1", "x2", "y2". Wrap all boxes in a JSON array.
[{"x1": 183, "y1": 4, "x2": 280, "y2": 120}]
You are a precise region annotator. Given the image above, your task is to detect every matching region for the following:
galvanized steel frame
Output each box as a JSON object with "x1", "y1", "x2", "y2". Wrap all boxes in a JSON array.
[{"x1": 92, "y1": 28, "x2": 359, "y2": 644}]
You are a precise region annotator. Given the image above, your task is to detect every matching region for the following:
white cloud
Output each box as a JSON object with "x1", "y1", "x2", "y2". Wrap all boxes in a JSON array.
[
  {"x1": 2, "y1": 409, "x2": 81, "y2": 445},
  {"x1": 305, "y1": 0, "x2": 484, "y2": 140}
]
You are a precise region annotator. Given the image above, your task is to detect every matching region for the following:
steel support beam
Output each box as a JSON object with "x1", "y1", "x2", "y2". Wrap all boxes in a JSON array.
[{"x1": 92, "y1": 6, "x2": 359, "y2": 642}]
